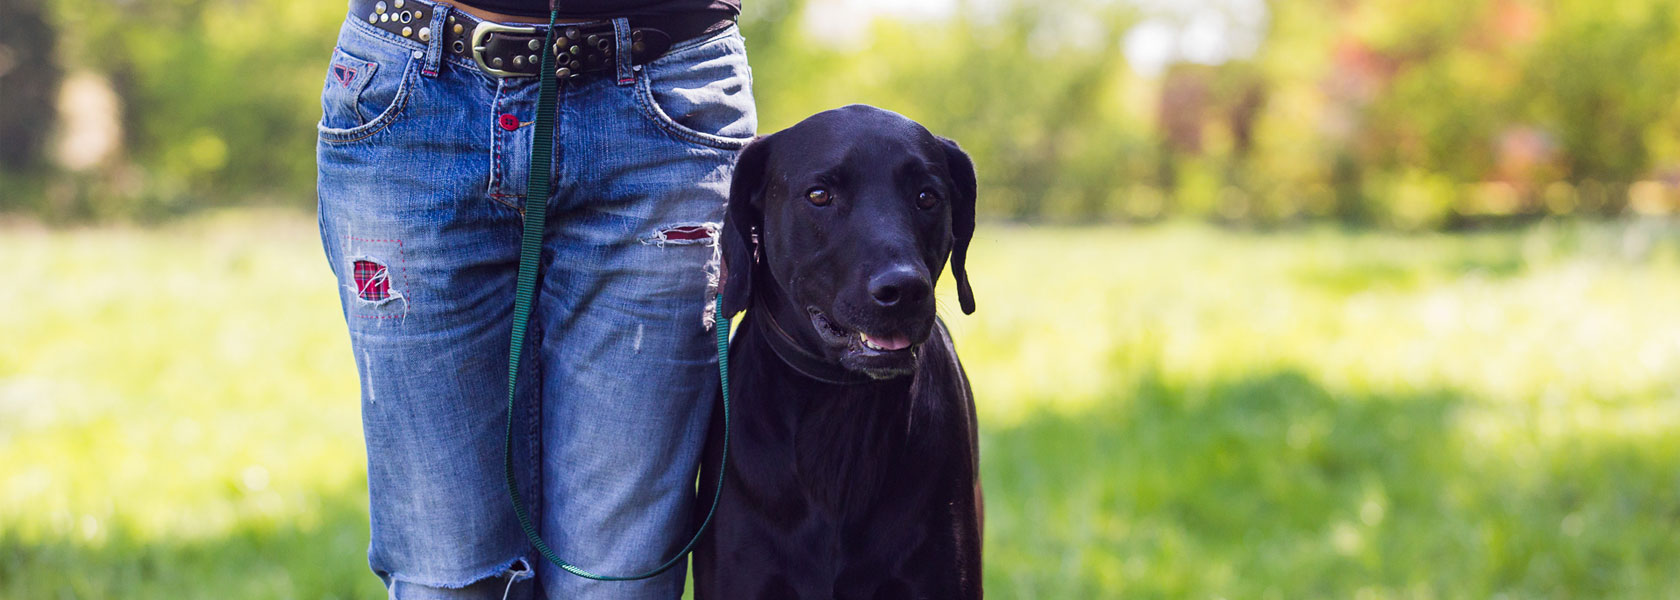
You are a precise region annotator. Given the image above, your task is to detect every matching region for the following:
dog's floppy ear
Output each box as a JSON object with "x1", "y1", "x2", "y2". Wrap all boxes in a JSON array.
[
  {"x1": 938, "y1": 136, "x2": 977, "y2": 315},
  {"x1": 721, "y1": 135, "x2": 773, "y2": 318}
]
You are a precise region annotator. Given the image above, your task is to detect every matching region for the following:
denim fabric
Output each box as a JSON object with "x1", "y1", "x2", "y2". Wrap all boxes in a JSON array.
[{"x1": 316, "y1": 5, "x2": 754, "y2": 598}]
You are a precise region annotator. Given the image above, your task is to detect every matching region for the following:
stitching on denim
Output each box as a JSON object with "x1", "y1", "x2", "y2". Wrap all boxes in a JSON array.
[
  {"x1": 490, "y1": 79, "x2": 507, "y2": 201},
  {"x1": 632, "y1": 84, "x2": 752, "y2": 150},
  {"x1": 348, "y1": 236, "x2": 409, "y2": 319},
  {"x1": 488, "y1": 193, "x2": 523, "y2": 212},
  {"x1": 318, "y1": 56, "x2": 418, "y2": 144}
]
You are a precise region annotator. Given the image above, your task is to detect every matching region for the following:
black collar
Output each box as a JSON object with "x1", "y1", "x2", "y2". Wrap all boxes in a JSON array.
[{"x1": 750, "y1": 299, "x2": 881, "y2": 386}]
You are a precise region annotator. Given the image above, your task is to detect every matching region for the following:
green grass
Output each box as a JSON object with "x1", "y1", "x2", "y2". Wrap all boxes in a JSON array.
[{"x1": 4, "y1": 212, "x2": 1680, "y2": 598}]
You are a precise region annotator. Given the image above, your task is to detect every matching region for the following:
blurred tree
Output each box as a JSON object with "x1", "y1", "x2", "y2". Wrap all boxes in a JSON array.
[
  {"x1": 13, "y1": 0, "x2": 1680, "y2": 224},
  {"x1": 1519, "y1": 0, "x2": 1680, "y2": 214},
  {"x1": 0, "y1": 0, "x2": 61, "y2": 172},
  {"x1": 43, "y1": 0, "x2": 339, "y2": 216}
]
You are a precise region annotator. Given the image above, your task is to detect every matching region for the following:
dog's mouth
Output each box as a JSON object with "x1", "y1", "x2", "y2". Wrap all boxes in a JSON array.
[{"x1": 809, "y1": 308, "x2": 923, "y2": 376}]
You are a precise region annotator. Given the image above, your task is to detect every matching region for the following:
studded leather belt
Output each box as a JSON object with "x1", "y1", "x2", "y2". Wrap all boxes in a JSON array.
[{"x1": 350, "y1": 0, "x2": 734, "y2": 79}]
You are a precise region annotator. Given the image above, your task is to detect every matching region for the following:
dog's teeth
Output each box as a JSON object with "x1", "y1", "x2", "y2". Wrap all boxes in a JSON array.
[{"x1": 861, "y1": 333, "x2": 884, "y2": 350}]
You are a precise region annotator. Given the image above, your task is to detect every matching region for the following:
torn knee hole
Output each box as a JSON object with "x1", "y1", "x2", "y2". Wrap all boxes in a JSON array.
[
  {"x1": 644, "y1": 222, "x2": 719, "y2": 246},
  {"x1": 352, "y1": 259, "x2": 394, "y2": 301}
]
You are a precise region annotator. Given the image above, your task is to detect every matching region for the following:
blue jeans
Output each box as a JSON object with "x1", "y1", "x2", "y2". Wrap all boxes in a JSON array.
[{"x1": 315, "y1": 6, "x2": 755, "y2": 598}]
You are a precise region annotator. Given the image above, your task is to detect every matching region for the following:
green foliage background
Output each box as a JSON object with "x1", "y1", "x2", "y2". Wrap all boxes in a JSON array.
[{"x1": 10, "y1": 0, "x2": 1680, "y2": 225}]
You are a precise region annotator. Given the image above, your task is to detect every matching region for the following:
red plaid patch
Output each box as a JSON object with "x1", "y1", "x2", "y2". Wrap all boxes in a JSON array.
[{"x1": 353, "y1": 260, "x2": 391, "y2": 301}]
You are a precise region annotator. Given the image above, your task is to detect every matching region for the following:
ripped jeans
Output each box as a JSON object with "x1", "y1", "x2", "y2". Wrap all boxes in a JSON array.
[{"x1": 315, "y1": 7, "x2": 755, "y2": 598}]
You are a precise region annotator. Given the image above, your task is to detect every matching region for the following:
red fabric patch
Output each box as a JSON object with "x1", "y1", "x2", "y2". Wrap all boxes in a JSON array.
[
  {"x1": 660, "y1": 225, "x2": 711, "y2": 241},
  {"x1": 498, "y1": 113, "x2": 520, "y2": 131},
  {"x1": 353, "y1": 260, "x2": 391, "y2": 301}
]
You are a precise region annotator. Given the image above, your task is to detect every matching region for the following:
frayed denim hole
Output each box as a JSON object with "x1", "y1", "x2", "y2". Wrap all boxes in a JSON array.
[
  {"x1": 641, "y1": 222, "x2": 719, "y2": 247},
  {"x1": 500, "y1": 558, "x2": 533, "y2": 600},
  {"x1": 640, "y1": 222, "x2": 725, "y2": 328}
]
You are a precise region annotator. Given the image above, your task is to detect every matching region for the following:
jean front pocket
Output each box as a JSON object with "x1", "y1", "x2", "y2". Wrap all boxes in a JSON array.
[
  {"x1": 319, "y1": 40, "x2": 420, "y2": 144},
  {"x1": 633, "y1": 29, "x2": 757, "y2": 150}
]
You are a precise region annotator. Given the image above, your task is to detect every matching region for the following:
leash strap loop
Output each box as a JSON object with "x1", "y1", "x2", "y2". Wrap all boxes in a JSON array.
[{"x1": 502, "y1": 11, "x2": 731, "y2": 582}]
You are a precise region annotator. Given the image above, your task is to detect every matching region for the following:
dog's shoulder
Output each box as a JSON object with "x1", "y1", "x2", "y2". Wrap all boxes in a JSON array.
[
  {"x1": 910, "y1": 316, "x2": 979, "y2": 462},
  {"x1": 912, "y1": 316, "x2": 971, "y2": 402}
]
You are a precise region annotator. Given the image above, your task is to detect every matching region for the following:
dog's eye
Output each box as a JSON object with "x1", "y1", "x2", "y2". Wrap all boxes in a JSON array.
[
  {"x1": 807, "y1": 188, "x2": 832, "y2": 206},
  {"x1": 917, "y1": 189, "x2": 940, "y2": 209}
]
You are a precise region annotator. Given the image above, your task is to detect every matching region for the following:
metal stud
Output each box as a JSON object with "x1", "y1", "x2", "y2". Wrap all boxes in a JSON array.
[
  {"x1": 586, "y1": 34, "x2": 600, "y2": 47},
  {"x1": 632, "y1": 29, "x2": 643, "y2": 41},
  {"x1": 369, "y1": 13, "x2": 378, "y2": 23},
  {"x1": 631, "y1": 41, "x2": 645, "y2": 54},
  {"x1": 448, "y1": 15, "x2": 456, "y2": 23},
  {"x1": 413, "y1": 9, "x2": 422, "y2": 19},
  {"x1": 556, "y1": 67, "x2": 572, "y2": 78},
  {"x1": 393, "y1": 0, "x2": 404, "y2": 7},
  {"x1": 565, "y1": 27, "x2": 580, "y2": 39},
  {"x1": 492, "y1": 57, "x2": 503, "y2": 68},
  {"x1": 401, "y1": 26, "x2": 412, "y2": 37},
  {"x1": 525, "y1": 39, "x2": 539, "y2": 52},
  {"x1": 374, "y1": 1, "x2": 386, "y2": 14},
  {"x1": 418, "y1": 27, "x2": 431, "y2": 42},
  {"x1": 453, "y1": 23, "x2": 463, "y2": 34},
  {"x1": 513, "y1": 55, "x2": 525, "y2": 67},
  {"x1": 380, "y1": 13, "x2": 389, "y2": 22},
  {"x1": 569, "y1": 60, "x2": 581, "y2": 71},
  {"x1": 528, "y1": 54, "x2": 539, "y2": 65},
  {"x1": 569, "y1": 44, "x2": 581, "y2": 55}
]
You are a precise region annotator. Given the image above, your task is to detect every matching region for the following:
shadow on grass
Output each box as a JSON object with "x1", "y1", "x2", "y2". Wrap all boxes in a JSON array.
[
  {"x1": 980, "y1": 370, "x2": 1680, "y2": 599},
  {"x1": 0, "y1": 485, "x2": 382, "y2": 600}
]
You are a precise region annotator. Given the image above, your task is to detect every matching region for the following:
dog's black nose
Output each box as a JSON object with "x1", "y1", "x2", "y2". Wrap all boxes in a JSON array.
[{"x1": 868, "y1": 267, "x2": 931, "y2": 307}]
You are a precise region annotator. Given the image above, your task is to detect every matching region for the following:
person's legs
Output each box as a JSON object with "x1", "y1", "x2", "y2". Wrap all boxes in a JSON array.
[
  {"x1": 530, "y1": 23, "x2": 756, "y2": 599},
  {"x1": 317, "y1": 12, "x2": 542, "y2": 599}
]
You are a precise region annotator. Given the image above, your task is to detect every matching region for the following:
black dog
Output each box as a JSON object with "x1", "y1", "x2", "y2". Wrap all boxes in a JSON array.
[{"x1": 693, "y1": 105, "x2": 982, "y2": 599}]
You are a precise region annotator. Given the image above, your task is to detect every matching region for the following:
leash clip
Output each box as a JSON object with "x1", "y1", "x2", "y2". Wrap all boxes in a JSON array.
[{"x1": 471, "y1": 21, "x2": 540, "y2": 77}]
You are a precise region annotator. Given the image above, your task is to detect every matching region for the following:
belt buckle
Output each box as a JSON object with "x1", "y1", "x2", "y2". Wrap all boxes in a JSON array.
[{"x1": 471, "y1": 21, "x2": 539, "y2": 78}]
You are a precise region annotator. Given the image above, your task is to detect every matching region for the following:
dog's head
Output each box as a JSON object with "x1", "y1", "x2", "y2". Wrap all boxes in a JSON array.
[{"x1": 720, "y1": 104, "x2": 976, "y2": 379}]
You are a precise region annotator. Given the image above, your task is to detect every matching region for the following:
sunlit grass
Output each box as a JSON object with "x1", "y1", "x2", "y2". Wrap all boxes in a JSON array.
[{"x1": 4, "y1": 212, "x2": 1679, "y2": 598}]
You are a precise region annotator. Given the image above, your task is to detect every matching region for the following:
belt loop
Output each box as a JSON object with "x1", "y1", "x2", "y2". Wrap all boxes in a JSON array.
[
  {"x1": 422, "y1": 3, "x2": 452, "y2": 78},
  {"x1": 612, "y1": 17, "x2": 634, "y2": 86}
]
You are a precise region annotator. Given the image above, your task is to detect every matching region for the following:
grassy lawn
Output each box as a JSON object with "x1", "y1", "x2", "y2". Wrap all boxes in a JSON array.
[{"x1": 4, "y1": 211, "x2": 1679, "y2": 598}]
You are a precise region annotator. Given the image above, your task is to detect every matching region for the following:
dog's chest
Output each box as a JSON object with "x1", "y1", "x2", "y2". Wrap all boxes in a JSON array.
[
  {"x1": 739, "y1": 377, "x2": 964, "y2": 544},
  {"x1": 700, "y1": 331, "x2": 980, "y2": 599},
  {"x1": 791, "y1": 389, "x2": 933, "y2": 513}
]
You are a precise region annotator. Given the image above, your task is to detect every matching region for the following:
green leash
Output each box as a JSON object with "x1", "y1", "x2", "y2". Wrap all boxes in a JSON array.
[{"x1": 502, "y1": 11, "x2": 732, "y2": 581}]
